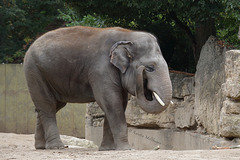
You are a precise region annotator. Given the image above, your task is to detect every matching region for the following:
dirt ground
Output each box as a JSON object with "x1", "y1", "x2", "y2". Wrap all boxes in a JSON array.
[{"x1": 0, "y1": 133, "x2": 239, "y2": 160}]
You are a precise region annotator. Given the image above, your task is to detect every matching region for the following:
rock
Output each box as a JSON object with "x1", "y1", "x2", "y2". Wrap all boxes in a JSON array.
[
  {"x1": 181, "y1": 77, "x2": 195, "y2": 98},
  {"x1": 221, "y1": 50, "x2": 240, "y2": 100},
  {"x1": 219, "y1": 97, "x2": 240, "y2": 138},
  {"x1": 175, "y1": 95, "x2": 196, "y2": 129},
  {"x1": 125, "y1": 73, "x2": 194, "y2": 129},
  {"x1": 222, "y1": 100, "x2": 240, "y2": 115},
  {"x1": 125, "y1": 96, "x2": 177, "y2": 129},
  {"x1": 86, "y1": 95, "x2": 179, "y2": 129},
  {"x1": 219, "y1": 102, "x2": 240, "y2": 138},
  {"x1": 195, "y1": 36, "x2": 240, "y2": 138},
  {"x1": 219, "y1": 50, "x2": 240, "y2": 138},
  {"x1": 220, "y1": 115, "x2": 240, "y2": 138},
  {"x1": 194, "y1": 36, "x2": 226, "y2": 135},
  {"x1": 170, "y1": 73, "x2": 194, "y2": 98},
  {"x1": 86, "y1": 102, "x2": 104, "y2": 127},
  {"x1": 86, "y1": 72, "x2": 194, "y2": 130},
  {"x1": 86, "y1": 102, "x2": 104, "y2": 117},
  {"x1": 60, "y1": 135, "x2": 98, "y2": 148}
]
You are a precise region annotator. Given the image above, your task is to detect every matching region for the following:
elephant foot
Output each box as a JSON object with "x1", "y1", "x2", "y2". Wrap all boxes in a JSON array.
[
  {"x1": 99, "y1": 144, "x2": 116, "y2": 151},
  {"x1": 45, "y1": 139, "x2": 65, "y2": 149},
  {"x1": 99, "y1": 143, "x2": 131, "y2": 151},
  {"x1": 35, "y1": 140, "x2": 46, "y2": 149},
  {"x1": 35, "y1": 135, "x2": 46, "y2": 149},
  {"x1": 115, "y1": 143, "x2": 132, "y2": 150}
]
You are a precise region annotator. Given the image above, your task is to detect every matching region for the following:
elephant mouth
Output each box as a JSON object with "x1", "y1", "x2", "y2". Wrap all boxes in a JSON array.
[
  {"x1": 143, "y1": 78, "x2": 166, "y2": 106},
  {"x1": 136, "y1": 65, "x2": 168, "y2": 113},
  {"x1": 143, "y1": 79, "x2": 153, "y2": 101}
]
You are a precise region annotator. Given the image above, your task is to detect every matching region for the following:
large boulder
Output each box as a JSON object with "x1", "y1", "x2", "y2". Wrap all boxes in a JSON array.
[
  {"x1": 125, "y1": 72, "x2": 195, "y2": 129},
  {"x1": 170, "y1": 73, "x2": 194, "y2": 98},
  {"x1": 172, "y1": 73, "x2": 196, "y2": 129},
  {"x1": 219, "y1": 100, "x2": 240, "y2": 137},
  {"x1": 60, "y1": 135, "x2": 98, "y2": 148},
  {"x1": 86, "y1": 102, "x2": 104, "y2": 127},
  {"x1": 221, "y1": 50, "x2": 240, "y2": 100},
  {"x1": 194, "y1": 36, "x2": 226, "y2": 135},
  {"x1": 195, "y1": 36, "x2": 240, "y2": 137},
  {"x1": 125, "y1": 95, "x2": 177, "y2": 129},
  {"x1": 175, "y1": 95, "x2": 196, "y2": 129}
]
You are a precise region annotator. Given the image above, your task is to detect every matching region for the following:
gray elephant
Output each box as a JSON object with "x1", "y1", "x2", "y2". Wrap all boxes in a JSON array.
[{"x1": 24, "y1": 26, "x2": 172, "y2": 150}]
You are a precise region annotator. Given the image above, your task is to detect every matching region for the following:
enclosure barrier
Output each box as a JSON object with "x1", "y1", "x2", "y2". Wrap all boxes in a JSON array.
[{"x1": 0, "y1": 64, "x2": 86, "y2": 138}]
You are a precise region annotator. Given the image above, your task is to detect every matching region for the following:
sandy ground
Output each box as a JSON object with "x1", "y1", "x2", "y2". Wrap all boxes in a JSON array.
[{"x1": 0, "y1": 133, "x2": 239, "y2": 160}]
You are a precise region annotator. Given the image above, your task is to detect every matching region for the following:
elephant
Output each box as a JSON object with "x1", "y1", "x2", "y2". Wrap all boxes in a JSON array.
[{"x1": 24, "y1": 26, "x2": 172, "y2": 151}]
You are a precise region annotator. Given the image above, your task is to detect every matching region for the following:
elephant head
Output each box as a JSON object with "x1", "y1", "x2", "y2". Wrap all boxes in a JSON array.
[{"x1": 109, "y1": 32, "x2": 172, "y2": 114}]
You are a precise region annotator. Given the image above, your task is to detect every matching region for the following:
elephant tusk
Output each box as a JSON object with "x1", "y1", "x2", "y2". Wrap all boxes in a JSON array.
[
  {"x1": 153, "y1": 92, "x2": 165, "y2": 106},
  {"x1": 170, "y1": 101, "x2": 174, "y2": 105}
]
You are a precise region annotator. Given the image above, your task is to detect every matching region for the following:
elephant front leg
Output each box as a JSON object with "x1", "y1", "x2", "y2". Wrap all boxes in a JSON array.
[
  {"x1": 110, "y1": 118, "x2": 130, "y2": 150},
  {"x1": 99, "y1": 117, "x2": 116, "y2": 151},
  {"x1": 96, "y1": 94, "x2": 130, "y2": 150},
  {"x1": 91, "y1": 76, "x2": 130, "y2": 150}
]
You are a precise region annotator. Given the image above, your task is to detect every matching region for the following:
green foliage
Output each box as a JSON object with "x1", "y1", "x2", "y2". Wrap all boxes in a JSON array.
[
  {"x1": 65, "y1": 0, "x2": 239, "y2": 72},
  {"x1": 3, "y1": 49, "x2": 25, "y2": 63},
  {"x1": 0, "y1": 0, "x2": 64, "y2": 63},
  {"x1": 216, "y1": 0, "x2": 240, "y2": 48},
  {"x1": 0, "y1": 0, "x2": 239, "y2": 73},
  {"x1": 57, "y1": 7, "x2": 106, "y2": 28}
]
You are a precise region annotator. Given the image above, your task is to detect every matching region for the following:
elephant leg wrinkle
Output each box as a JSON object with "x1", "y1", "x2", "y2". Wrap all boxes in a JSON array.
[{"x1": 34, "y1": 117, "x2": 46, "y2": 149}]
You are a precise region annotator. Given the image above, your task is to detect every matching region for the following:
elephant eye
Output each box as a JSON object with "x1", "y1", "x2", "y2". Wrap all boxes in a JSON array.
[{"x1": 145, "y1": 65, "x2": 155, "y2": 72}]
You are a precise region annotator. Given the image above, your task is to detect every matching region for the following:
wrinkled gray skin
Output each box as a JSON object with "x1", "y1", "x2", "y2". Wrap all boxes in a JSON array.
[{"x1": 24, "y1": 26, "x2": 172, "y2": 151}]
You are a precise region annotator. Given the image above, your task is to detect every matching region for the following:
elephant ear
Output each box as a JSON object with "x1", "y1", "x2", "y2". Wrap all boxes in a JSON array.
[{"x1": 109, "y1": 41, "x2": 133, "y2": 73}]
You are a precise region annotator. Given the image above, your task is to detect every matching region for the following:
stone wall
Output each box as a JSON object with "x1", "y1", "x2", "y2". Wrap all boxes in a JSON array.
[
  {"x1": 86, "y1": 36, "x2": 240, "y2": 149},
  {"x1": 219, "y1": 50, "x2": 240, "y2": 137},
  {"x1": 125, "y1": 73, "x2": 195, "y2": 129},
  {"x1": 86, "y1": 72, "x2": 195, "y2": 131}
]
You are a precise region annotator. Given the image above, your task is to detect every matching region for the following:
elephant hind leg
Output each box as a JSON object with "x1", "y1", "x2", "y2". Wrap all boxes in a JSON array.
[
  {"x1": 35, "y1": 109, "x2": 64, "y2": 149},
  {"x1": 25, "y1": 71, "x2": 65, "y2": 149},
  {"x1": 35, "y1": 113, "x2": 46, "y2": 149},
  {"x1": 34, "y1": 101, "x2": 66, "y2": 149}
]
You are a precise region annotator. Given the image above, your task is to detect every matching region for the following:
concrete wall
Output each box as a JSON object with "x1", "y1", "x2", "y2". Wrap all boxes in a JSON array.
[
  {"x1": 86, "y1": 126, "x2": 239, "y2": 150},
  {"x1": 0, "y1": 64, "x2": 86, "y2": 138}
]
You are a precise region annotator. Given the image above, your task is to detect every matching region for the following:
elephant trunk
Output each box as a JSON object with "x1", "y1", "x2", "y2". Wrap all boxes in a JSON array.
[{"x1": 135, "y1": 65, "x2": 172, "y2": 114}]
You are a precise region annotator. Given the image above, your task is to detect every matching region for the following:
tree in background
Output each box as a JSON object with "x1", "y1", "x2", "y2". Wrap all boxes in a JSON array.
[
  {"x1": 216, "y1": 0, "x2": 240, "y2": 48},
  {"x1": 57, "y1": 5, "x2": 106, "y2": 28},
  {"x1": 238, "y1": 26, "x2": 240, "y2": 40},
  {"x1": 66, "y1": 0, "x2": 240, "y2": 70},
  {"x1": 0, "y1": 0, "x2": 64, "y2": 63},
  {"x1": 0, "y1": 0, "x2": 239, "y2": 73}
]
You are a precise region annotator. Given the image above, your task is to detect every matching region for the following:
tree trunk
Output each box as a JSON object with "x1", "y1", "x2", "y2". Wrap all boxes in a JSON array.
[
  {"x1": 238, "y1": 26, "x2": 240, "y2": 40},
  {"x1": 169, "y1": 12, "x2": 216, "y2": 66},
  {"x1": 193, "y1": 18, "x2": 216, "y2": 64}
]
